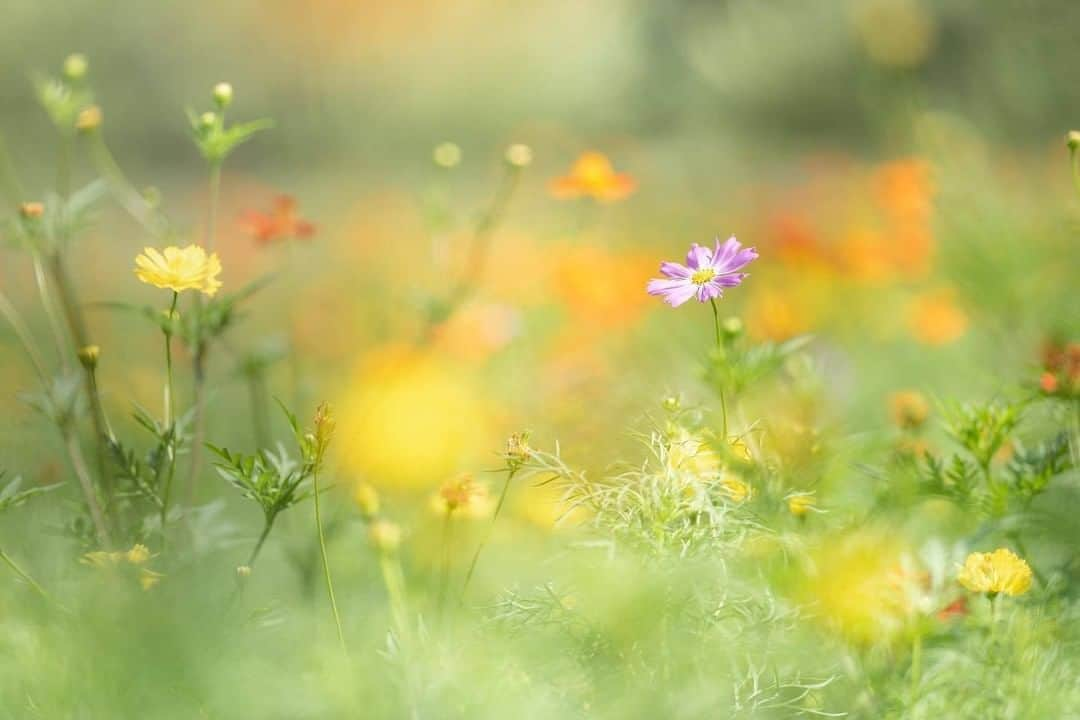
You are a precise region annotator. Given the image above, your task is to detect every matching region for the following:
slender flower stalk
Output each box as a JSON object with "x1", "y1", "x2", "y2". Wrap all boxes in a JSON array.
[
  {"x1": 0, "y1": 547, "x2": 53, "y2": 602},
  {"x1": 425, "y1": 145, "x2": 530, "y2": 341},
  {"x1": 0, "y1": 289, "x2": 111, "y2": 546},
  {"x1": 460, "y1": 468, "x2": 517, "y2": 599},
  {"x1": 47, "y1": 251, "x2": 113, "y2": 509},
  {"x1": 185, "y1": 161, "x2": 222, "y2": 504},
  {"x1": 310, "y1": 403, "x2": 346, "y2": 655},
  {"x1": 159, "y1": 292, "x2": 179, "y2": 534},
  {"x1": 87, "y1": 132, "x2": 169, "y2": 237}
]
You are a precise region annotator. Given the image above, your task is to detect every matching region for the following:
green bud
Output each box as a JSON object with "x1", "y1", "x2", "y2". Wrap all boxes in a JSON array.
[
  {"x1": 1067, "y1": 131, "x2": 1080, "y2": 152},
  {"x1": 505, "y1": 143, "x2": 533, "y2": 169},
  {"x1": 433, "y1": 142, "x2": 462, "y2": 169},
  {"x1": 213, "y1": 82, "x2": 233, "y2": 108},
  {"x1": 63, "y1": 54, "x2": 88, "y2": 80}
]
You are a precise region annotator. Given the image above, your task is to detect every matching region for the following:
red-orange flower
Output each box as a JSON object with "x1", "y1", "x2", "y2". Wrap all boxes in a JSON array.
[
  {"x1": 549, "y1": 152, "x2": 636, "y2": 202},
  {"x1": 240, "y1": 195, "x2": 316, "y2": 246}
]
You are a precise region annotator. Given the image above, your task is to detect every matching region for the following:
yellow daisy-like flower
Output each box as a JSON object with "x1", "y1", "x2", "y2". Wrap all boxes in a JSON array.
[
  {"x1": 719, "y1": 472, "x2": 753, "y2": 503},
  {"x1": 957, "y1": 548, "x2": 1033, "y2": 597},
  {"x1": 134, "y1": 245, "x2": 222, "y2": 296},
  {"x1": 787, "y1": 492, "x2": 816, "y2": 518}
]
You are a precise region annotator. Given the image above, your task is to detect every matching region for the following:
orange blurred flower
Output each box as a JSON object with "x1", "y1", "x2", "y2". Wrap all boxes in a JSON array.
[
  {"x1": 549, "y1": 152, "x2": 636, "y2": 202},
  {"x1": 907, "y1": 289, "x2": 968, "y2": 345},
  {"x1": 551, "y1": 244, "x2": 653, "y2": 329},
  {"x1": 432, "y1": 302, "x2": 522, "y2": 362},
  {"x1": 745, "y1": 286, "x2": 814, "y2": 341},
  {"x1": 240, "y1": 195, "x2": 316, "y2": 246}
]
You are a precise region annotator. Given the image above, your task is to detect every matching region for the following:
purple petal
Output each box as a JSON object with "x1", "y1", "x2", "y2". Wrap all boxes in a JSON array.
[
  {"x1": 647, "y1": 278, "x2": 697, "y2": 307},
  {"x1": 712, "y1": 236, "x2": 741, "y2": 267},
  {"x1": 713, "y1": 273, "x2": 747, "y2": 288},
  {"x1": 712, "y1": 236, "x2": 757, "y2": 274},
  {"x1": 659, "y1": 261, "x2": 691, "y2": 279},
  {"x1": 685, "y1": 243, "x2": 713, "y2": 270},
  {"x1": 696, "y1": 282, "x2": 723, "y2": 303}
]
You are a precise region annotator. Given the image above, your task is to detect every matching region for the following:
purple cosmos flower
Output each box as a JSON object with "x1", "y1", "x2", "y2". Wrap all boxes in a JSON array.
[{"x1": 646, "y1": 236, "x2": 758, "y2": 307}]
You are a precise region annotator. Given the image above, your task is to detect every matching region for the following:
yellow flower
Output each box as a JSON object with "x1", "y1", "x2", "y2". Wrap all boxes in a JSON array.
[
  {"x1": 788, "y1": 492, "x2": 816, "y2": 518},
  {"x1": 907, "y1": 289, "x2": 968, "y2": 345},
  {"x1": 134, "y1": 245, "x2": 222, "y2": 296},
  {"x1": 369, "y1": 520, "x2": 402, "y2": 553},
  {"x1": 353, "y1": 483, "x2": 380, "y2": 518},
  {"x1": 431, "y1": 473, "x2": 493, "y2": 518},
  {"x1": 125, "y1": 544, "x2": 151, "y2": 565},
  {"x1": 666, "y1": 429, "x2": 720, "y2": 479},
  {"x1": 549, "y1": 152, "x2": 636, "y2": 202},
  {"x1": 138, "y1": 568, "x2": 164, "y2": 591},
  {"x1": 888, "y1": 390, "x2": 930, "y2": 430},
  {"x1": 719, "y1": 472, "x2": 753, "y2": 503},
  {"x1": 957, "y1": 548, "x2": 1033, "y2": 597}
]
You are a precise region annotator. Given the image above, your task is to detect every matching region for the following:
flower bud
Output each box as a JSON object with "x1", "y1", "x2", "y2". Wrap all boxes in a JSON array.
[
  {"x1": 505, "y1": 143, "x2": 533, "y2": 169},
  {"x1": 433, "y1": 142, "x2": 462, "y2": 169},
  {"x1": 63, "y1": 54, "x2": 88, "y2": 80},
  {"x1": 125, "y1": 544, "x2": 151, "y2": 565},
  {"x1": 369, "y1": 520, "x2": 401, "y2": 553},
  {"x1": 1067, "y1": 131, "x2": 1080, "y2": 151},
  {"x1": 213, "y1": 82, "x2": 234, "y2": 108},
  {"x1": 19, "y1": 202, "x2": 44, "y2": 220},
  {"x1": 661, "y1": 395, "x2": 681, "y2": 412},
  {"x1": 787, "y1": 493, "x2": 815, "y2": 518},
  {"x1": 354, "y1": 483, "x2": 380, "y2": 518},
  {"x1": 76, "y1": 105, "x2": 103, "y2": 132},
  {"x1": 77, "y1": 344, "x2": 101, "y2": 369},
  {"x1": 505, "y1": 431, "x2": 532, "y2": 469},
  {"x1": 199, "y1": 112, "x2": 217, "y2": 130},
  {"x1": 236, "y1": 565, "x2": 252, "y2": 578},
  {"x1": 721, "y1": 316, "x2": 744, "y2": 339}
]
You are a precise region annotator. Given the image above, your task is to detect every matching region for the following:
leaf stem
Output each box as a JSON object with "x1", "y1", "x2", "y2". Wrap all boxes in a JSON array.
[
  {"x1": 313, "y1": 469, "x2": 347, "y2": 656},
  {"x1": 461, "y1": 467, "x2": 516, "y2": 599}
]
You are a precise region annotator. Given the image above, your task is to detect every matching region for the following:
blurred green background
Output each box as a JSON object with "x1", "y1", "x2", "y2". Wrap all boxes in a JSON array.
[{"x1": 1, "y1": 1, "x2": 1079, "y2": 718}]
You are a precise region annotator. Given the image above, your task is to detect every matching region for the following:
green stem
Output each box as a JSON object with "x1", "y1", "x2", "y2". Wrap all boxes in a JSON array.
[
  {"x1": 909, "y1": 631, "x2": 923, "y2": 707},
  {"x1": 379, "y1": 551, "x2": 411, "y2": 640},
  {"x1": 46, "y1": 252, "x2": 113, "y2": 505},
  {"x1": 709, "y1": 297, "x2": 721, "y2": 347},
  {"x1": 247, "y1": 518, "x2": 274, "y2": 568},
  {"x1": 427, "y1": 163, "x2": 523, "y2": 341},
  {"x1": 313, "y1": 469, "x2": 347, "y2": 656},
  {"x1": 0, "y1": 290, "x2": 110, "y2": 546},
  {"x1": 1071, "y1": 149, "x2": 1080, "y2": 199},
  {"x1": 0, "y1": 547, "x2": 52, "y2": 602},
  {"x1": 437, "y1": 510, "x2": 454, "y2": 617},
  {"x1": 159, "y1": 292, "x2": 179, "y2": 536},
  {"x1": 247, "y1": 368, "x2": 271, "y2": 448},
  {"x1": 709, "y1": 299, "x2": 729, "y2": 440},
  {"x1": 185, "y1": 162, "x2": 221, "y2": 502},
  {"x1": 461, "y1": 468, "x2": 516, "y2": 599},
  {"x1": 88, "y1": 134, "x2": 168, "y2": 237}
]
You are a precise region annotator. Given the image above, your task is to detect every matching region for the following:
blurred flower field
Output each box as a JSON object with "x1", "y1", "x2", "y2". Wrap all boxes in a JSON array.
[{"x1": 0, "y1": 2, "x2": 1079, "y2": 718}]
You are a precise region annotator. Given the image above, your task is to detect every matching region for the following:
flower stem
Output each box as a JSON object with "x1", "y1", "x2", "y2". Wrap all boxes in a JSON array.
[
  {"x1": 437, "y1": 510, "x2": 454, "y2": 618},
  {"x1": 185, "y1": 162, "x2": 222, "y2": 503},
  {"x1": 46, "y1": 251, "x2": 113, "y2": 519},
  {"x1": 709, "y1": 298, "x2": 729, "y2": 440},
  {"x1": 709, "y1": 297, "x2": 722, "y2": 347},
  {"x1": 159, "y1": 292, "x2": 179, "y2": 537},
  {"x1": 461, "y1": 468, "x2": 516, "y2": 599},
  {"x1": 247, "y1": 518, "x2": 274, "y2": 568},
  {"x1": 0, "y1": 290, "x2": 110, "y2": 546},
  {"x1": 909, "y1": 631, "x2": 923, "y2": 707},
  {"x1": 0, "y1": 547, "x2": 52, "y2": 602},
  {"x1": 313, "y1": 469, "x2": 347, "y2": 656}
]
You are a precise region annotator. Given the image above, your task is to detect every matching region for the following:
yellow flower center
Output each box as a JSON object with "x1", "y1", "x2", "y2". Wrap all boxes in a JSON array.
[{"x1": 691, "y1": 268, "x2": 717, "y2": 285}]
